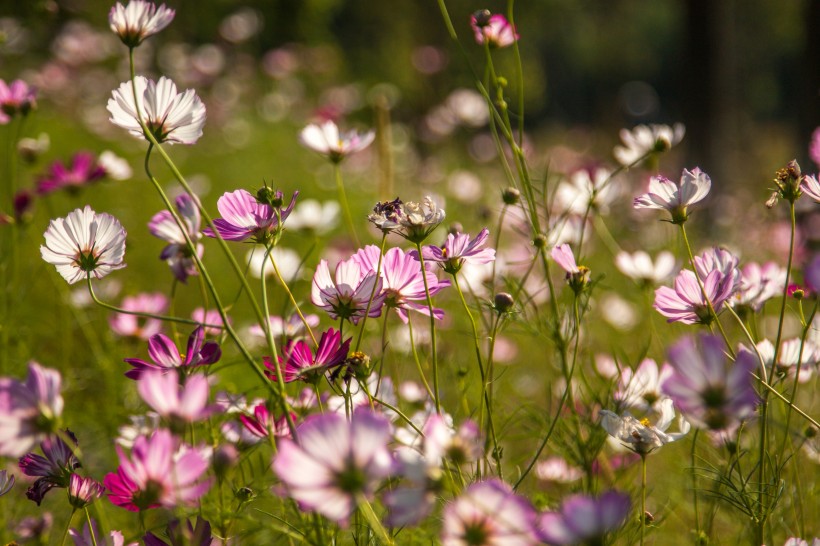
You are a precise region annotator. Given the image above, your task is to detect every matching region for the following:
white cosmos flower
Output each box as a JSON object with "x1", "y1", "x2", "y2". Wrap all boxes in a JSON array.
[
  {"x1": 107, "y1": 76, "x2": 206, "y2": 145},
  {"x1": 600, "y1": 397, "x2": 690, "y2": 455},
  {"x1": 613, "y1": 123, "x2": 685, "y2": 166},
  {"x1": 615, "y1": 250, "x2": 677, "y2": 285},
  {"x1": 299, "y1": 120, "x2": 375, "y2": 163},
  {"x1": 40, "y1": 205, "x2": 127, "y2": 284},
  {"x1": 109, "y1": 1, "x2": 175, "y2": 48},
  {"x1": 633, "y1": 167, "x2": 711, "y2": 223}
]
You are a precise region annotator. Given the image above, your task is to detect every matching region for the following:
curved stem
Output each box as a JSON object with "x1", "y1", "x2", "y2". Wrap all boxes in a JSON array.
[{"x1": 266, "y1": 250, "x2": 317, "y2": 347}]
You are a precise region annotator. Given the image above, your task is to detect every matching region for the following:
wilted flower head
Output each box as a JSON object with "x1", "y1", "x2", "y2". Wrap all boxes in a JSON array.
[
  {"x1": 299, "y1": 120, "x2": 374, "y2": 163},
  {"x1": 204, "y1": 188, "x2": 298, "y2": 244},
  {"x1": 614, "y1": 123, "x2": 685, "y2": 167},
  {"x1": 109, "y1": 1, "x2": 175, "y2": 48},
  {"x1": 634, "y1": 167, "x2": 711, "y2": 224},
  {"x1": 654, "y1": 268, "x2": 734, "y2": 325},
  {"x1": 148, "y1": 194, "x2": 203, "y2": 283},
  {"x1": 441, "y1": 479, "x2": 539, "y2": 546},
  {"x1": 771, "y1": 160, "x2": 803, "y2": 204},
  {"x1": 108, "y1": 76, "x2": 206, "y2": 145},
  {"x1": 538, "y1": 491, "x2": 631, "y2": 545},
  {"x1": 272, "y1": 409, "x2": 394, "y2": 524},
  {"x1": 600, "y1": 397, "x2": 690, "y2": 454},
  {"x1": 368, "y1": 196, "x2": 445, "y2": 243},
  {"x1": 104, "y1": 429, "x2": 211, "y2": 511},
  {"x1": 19, "y1": 431, "x2": 80, "y2": 505},
  {"x1": 470, "y1": 13, "x2": 519, "y2": 49},
  {"x1": 615, "y1": 250, "x2": 676, "y2": 286},
  {"x1": 0, "y1": 362, "x2": 64, "y2": 457},
  {"x1": 368, "y1": 197, "x2": 405, "y2": 233},
  {"x1": 0, "y1": 469, "x2": 15, "y2": 496},
  {"x1": 0, "y1": 78, "x2": 36, "y2": 124},
  {"x1": 421, "y1": 228, "x2": 496, "y2": 275},
  {"x1": 41, "y1": 205, "x2": 127, "y2": 284},
  {"x1": 664, "y1": 335, "x2": 758, "y2": 432}
]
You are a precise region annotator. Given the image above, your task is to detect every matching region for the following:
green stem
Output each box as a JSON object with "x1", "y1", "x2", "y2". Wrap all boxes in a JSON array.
[
  {"x1": 356, "y1": 495, "x2": 394, "y2": 545},
  {"x1": 333, "y1": 162, "x2": 360, "y2": 246},
  {"x1": 354, "y1": 234, "x2": 387, "y2": 352},
  {"x1": 266, "y1": 250, "x2": 318, "y2": 347},
  {"x1": 691, "y1": 429, "x2": 701, "y2": 541},
  {"x1": 640, "y1": 454, "x2": 648, "y2": 546},
  {"x1": 60, "y1": 509, "x2": 77, "y2": 546},
  {"x1": 415, "y1": 242, "x2": 440, "y2": 413},
  {"x1": 406, "y1": 319, "x2": 435, "y2": 401},
  {"x1": 83, "y1": 507, "x2": 98, "y2": 546}
]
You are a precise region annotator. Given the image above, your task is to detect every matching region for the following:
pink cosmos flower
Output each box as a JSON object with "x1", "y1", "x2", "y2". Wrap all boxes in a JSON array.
[
  {"x1": 109, "y1": 1, "x2": 175, "y2": 47},
  {"x1": 554, "y1": 167, "x2": 619, "y2": 215},
  {"x1": 311, "y1": 256, "x2": 385, "y2": 324},
  {"x1": 353, "y1": 246, "x2": 450, "y2": 324},
  {"x1": 272, "y1": 409, "x2": 394, "y2": 524},
  {"x1": 421, "y1": 228, "x2": 496, "y2": 274},
  {"x1": 104, "y1": 429, "x2": 211, "y2": 511},
  {"x1": 470, "y1": 13, "x2": 519, "y2": 49},
  {"x1": 137, "y1": 372, "x2": 214, "y2": 424},
  {"x1": 238, "y1": 403, "x2": 292, "y2": 439},
  {"x1": 203, "y1": 188, "x2": 298, "y2": 243},
  {"x1": 191, "y1": 307, "x2": 229, "y2": 336},
  {"x1": 654, "y1": 269, "x2": 733, "y2": 325},
  {"x1": 614, "y1": 358, "x2": 674, "y2": 413},
  {"x1": 423, "y1": 414, "x2": 482, "y2": 466},
  {"x1": 124, "y1": 326, "x2": 220, "y2": 380},
  {"x1": 693, "y1": 247, "x2": 741, "y2": 297},
  {"x1": 40, "y1": 205, "x2": 127, "y2": 284},
  {"x1": 801, "y1": 174, "x2": 820, "y2": 203},
  {"x1": 264, "y1": 328, "x2": 350, "y2": 383},
  {"x1": 734, "y1": 261, "x2": 787, "y2": 312},
  {"x1": 441, "y1": 479, "x2": 540, "y2": 546},
  {"x1": 538, "y1": 491, "x2": 631, "y2": 545},
  {"x1": 551, "y1": 243, "x2": 589, "y2": 292},
  {"x1": 248, "y1": 314, "x2": 320, "y2": 341},
  {"x1": 299, "y1": 120, "x2": 375, "y2": 163},
  {"x1": 0, "y1": 362, "x2": 64, "y2": 457},
  {"x1": 35, "y1": 152, "x2": 106, "y2": 195},
  {"x1": 664, "y1": 335, "x2": 758, "y2": 432},
  {"x1": 109, "y1": 292, "x2": 168, "y2": 340},
  {"x1": 615, "y1": 250, "x2": 676, "y2": 286},
  {"x1": 19, "y1": 431, "x2": 80, "y2": 505},
  {"x1": 0, "y1": 79, "x2": 36, "y2": 124},
  {"x1": 535, "y1": 457, "x2": 584, "y2": 483},
  {"x1": 108, "y1": 76, "x2": 205, "y2": 145},
  {"x1": 68, "y1": 474, "x2": 105, "y2": 508},
  {"x1": 148, "y1": 194, "x2": 203, "y2": 283},
  {"x1": 633, "y1": 167, "x2": 711, "y2": 223},
  {"x1": 810, "y1": 127, "x2": 820, "y2": 169}
]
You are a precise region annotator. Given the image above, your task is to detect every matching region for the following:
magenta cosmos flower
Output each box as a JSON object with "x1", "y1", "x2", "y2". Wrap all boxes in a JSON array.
[
  {"x1": 124, "y1": 326, "x2": 221, "y2": 380},
  {"x1": 353, "y1": 245, "x2": 450, "y2": 323},
  {"x1": 108, "y1": 76, "x2": 206, "y2": 145},
  {"x1": 204, "y1": 188, "x2": 298, "y2": 243},
  {"x1": 654, "y1": 268, "x2": 733, "y2": 325},
  {"x1": 149, "y1": 194, "x2": 203, "y2": 283},
  {"x1": 663, "y1": 334, "x2": 759, "y2": 432},
  {"x1": 109, "y1": 292, "x2": 168, "y2": 340},
  {"x1": 19, "y1": 431, "x2": 80, "y2": 505},
  {"x1": 265, "y1": 328, "x2": 350, "y2": 383},
  {"x1": 35, "y1": 152, "x2": 106, "y2": 195},
  {"x1": 311, "y1": 255, "x2": 385, "y2": 324},
  {"x1": 0, "y1": 362, "x2": 64, "y2": 457},
  {"x1": 0, "y1": 79, "x2": 36, "y2": 124},
  {"x1": 109, "y1": 1, "x2": 175, "y2": 48},
  {"x1": 68, "y1": 474, "x2": 105, "y2": 509},
  {"x1": 272, "y1": 409, "x2": 394, "y2": 524},
  {"x1": 421, "y1": 228, "x2": 496, "y2": 275},
  {"x1": 633, "y1": 167, "x2": 711, "y2": 224},
  {"x1": 104, "y1": 429, "x2": 211, "y2": 511},
  {"x1": 538, "y1": 491, "x2": 631, "y2": 545},
  {"x1": 441, "y1": 479, "x2": 540, "y2": 546},
  {"x1": 470, "y1": 13, "x2": 519, "y2": 49},
  {"x1": 239, "y1": 402, "x2": 292, "y2": 439},
  {"x1": 299, "y1": 120, "x2": 375, "y2": 163},
  {"x1": 41, "y1": 205, "x2": 127, "y2": 284}
]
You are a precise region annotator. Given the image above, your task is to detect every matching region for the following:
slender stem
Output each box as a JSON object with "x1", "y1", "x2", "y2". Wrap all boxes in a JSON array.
[
  {"x1": 60, "y1": 509, "x2": 77, "y2": 546},
  {"x1": 679, "y1": 224, "x2": 734, "y2": 357},
  {"x1": 750, "y1": 372, "x2": 819, "y2": 429},
  {"x1": 415, "y1": 243, "x2": 440, "y2": 413},
  {"x1": 333, "y1": 162, "x2": 360, "y2": 246},
  {"x1": 406, "y1": 319, "x2": 435, "y2": 401},
  {"x1": 356, "y1": 495, "x2": 394, "y2": 545},
  {"x1": 691, "y1": 429, "x2": 701, "y2": 540},
  {"x1": 491, "y1": 205, "x2": 507, "y2": 290},
  {"x1": 640, "y1": 454, "x2": 648, "y2": 546},
  {"x1": 267, "y1": 251, "x2": 318, "y2": 347},
  {"x1": 83, "y1": 507, "x2": 99, "y2": 546},
  {"x1": 354, "y1": 234, "x2": 387, "y2": 352}
]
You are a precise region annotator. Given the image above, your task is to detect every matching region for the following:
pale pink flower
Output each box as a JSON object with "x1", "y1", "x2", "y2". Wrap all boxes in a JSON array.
[
  {"x1": 538, "y1": 491, "x2": 631, "y2": 545},
  {"x1": 137, "y1": 372, "x2": 214, "y2": 424},
  {"x1": 191, "y1": 307, "x2": 228, "y2": 336},
  {"x1": 108, "y1": 1, "x2": 175, "y2": 47},
  {"x1": 614, "y1": 358, "x2": 674, "y2": 413},
  {"x1": 551, "y1": 243, "x2": 589, "y2": 292},
  {"x1": 421, "y1": 228, "x2": 496, "y2": 275},
  {"x1": 535, "y1": 457, "x2": 583, "y2": 483},
  {"x1": 654, "y1": 269, "x2": 733, "y2": 324},
  {"x1": 68, "y1": 474, "x2": 105, "y2": 508},
  {"x1": 248, "y1": 314, "x2": 320, "y2": 341},
  {"x1": 299, "y1": 120, "x2": 374, "y2": 163},
  {"x1": 40, "y1": 205, "x2": 127, "y2": 284},
  {"x1": 733, "y1": 261, "x2": 786, "y2": 311},
  {"x1": 109, "y1": 292, "x2": 168, "y2": 340},
  {"x1": 801, "y1": 174, "x2": 820, "y2": 203},
  {"x1": 107, "y1": 76, "x2": 205, "y2": 145},
  {"x1": 0, "y1": 363, "x2": 64, "y2": 457},
  {"x1": 423, "y1": 414, "x2": 482, "y2": 466},
  {"x1": 470, "y1": 13, "x2": 519, "y2": 49},
  {"x1": 311, "y1": 257, "x2": 384, "y2": 324},
  {"x1": 148, "y1": 194, "x2": 203, "y2": 283},
  {"x1": 104, "y1": 429, "x2": 211, "y2": 511},
  {"x1": 272, "y1": 409, "x2": 394, "y2": 524},
  {"x1": 633, "y1": 167, "x2": 711, "y2": 223},
  {"x1": 693, "y1": 247, "x2": 741, "y2": 297},
  {"x1": 0, "y1": 78, "x2": 36, "y2": 124},
  {"x1": 442, "y1": 479, "x2": 539, "y2": 546},
  {"x1": 554, "y1": 167, "x2": 618, "y2": 215}
]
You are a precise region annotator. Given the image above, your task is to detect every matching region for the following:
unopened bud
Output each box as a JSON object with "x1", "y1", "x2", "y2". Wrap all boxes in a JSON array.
[
  {"x1": 236, "y1": 487, "x2": 256, "y2": 503},
  {"x1": 532, "y1": 234, "x2": 548, "y2": 249},
  {"x1": 806, "y1": 426, "x2": 817, "y2": 439},
  {"x1": 502, "y1": 187, "x2": 520, "y2": 205},
  {"x1": 472, "y1": 9, "x2": 492, "y2": 27},
  {"x1": 494, "y1": 292, "x2": 514, "y2": 313}
]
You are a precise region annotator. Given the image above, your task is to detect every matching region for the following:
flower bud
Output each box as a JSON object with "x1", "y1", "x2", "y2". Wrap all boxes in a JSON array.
[
  {"x1": 532, "y1": 234, "x2": 548, "y2": 249},
  {"x1": 502, "y1": 187, "x2": 520, "y2": 205},
  {"x1": 471, "y1": 9, "x2": 492, "y2": 28},
  {"x1": 236, "y1": 486, "x2": 256, "y2": 503},
  {"x1": 494, "y1": 292, "x2": 515, "y2": 313}
]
